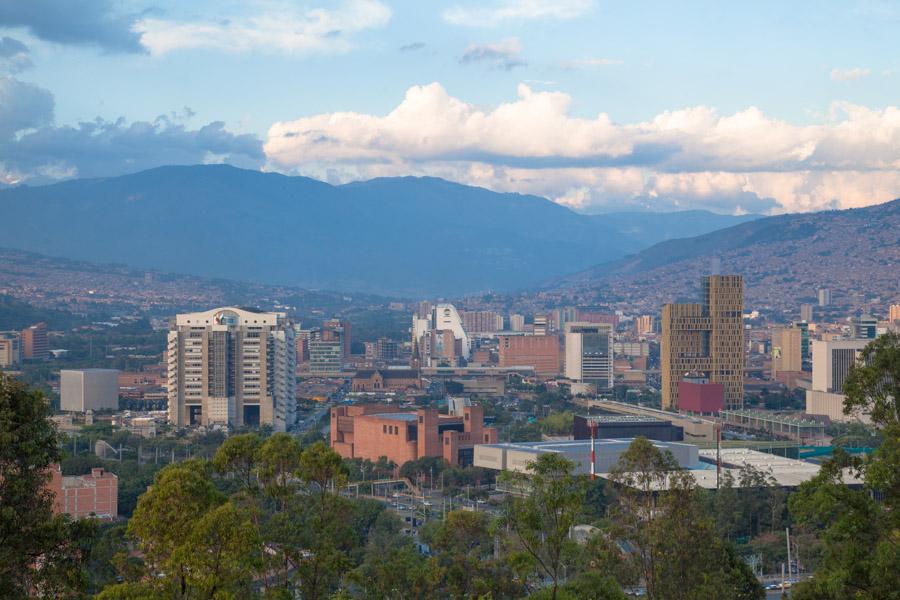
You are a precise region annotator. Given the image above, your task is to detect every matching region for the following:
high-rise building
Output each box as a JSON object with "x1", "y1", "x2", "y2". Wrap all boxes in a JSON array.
[
  {"x1": 852, "y1": 315, "x2": 878, "y2": 340},
  {"x1": 461, "y1": 310, "x2": 503, "y2": 334},
  {"x1": 309, "y1": 335, "x2": 343, "y2": 373},
  {"x1": 564, "y1": 322, "x2": 613, "y2": 390},
  {"x1": 498, "y1": 334, "x2": 560, "y2": 377},
  {"x1": 800, "y1": 304, "x2": 814, "y2": 323},
  {"x1": 661, "y1": 275, "x2": 744, "y2": 411},
  {"x1": 890, "y1": 304, "x2": 900, "y2": 323},
  {"x1": 412, "y1": 304, "x2": 470, "y2": 366},
  {"x1": 635, "y1": 315, "x2": 654, "y2": 336},
  {"x1": 509, "y1": 314, "x2": 525, "y2": 332},
  {"x1": 817, "y1": 288, "x2": 831, "y2": 307},
  {"x1": 322, "y1": 319, "x2": 352, "y2": 357},
  {"x1": 533, "y1": 314, "x2": 550, "y2": 336},
  {"x1": 0, "y1": 332, "x2": 21, "y2": 368},
  {"x1": 166, "y1": 307, "x2": 296, "y2": 431},
  {"x1": 771, "y1": 327, "x2": 802, "y2": 379},
  {"x1": 793, "y1": 320, "x2": 810, "y2": 362},
  {"x1": 21, "y1": 322, "x2": 49, "y2": 360},
  {"x1": 805, "y1": 338, "x2": 871, "y2": 423},
  {"x1": 61, "y1": 369, "x2": 119, "y2": 412}
]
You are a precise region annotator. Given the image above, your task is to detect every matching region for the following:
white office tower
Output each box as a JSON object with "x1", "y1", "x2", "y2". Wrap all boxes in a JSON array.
[
  {"x1": 565, "y1": 322, "x2": 613, "y2": 390},
  {"x1": 60, "y1": 369, "x2": 119, "y2": 412},
  {"x1": 167, "y1": 307, "x2": 296, "y2": 431},
  {"x1": 805, "y1": 338, "x2": 869, "y2": 423},
  {"x1": 432, "y1": 304, "x2": 470, "y2": 359},
  {"x1": 411, "y1": 303, "x2": 471, "y2": 366}
]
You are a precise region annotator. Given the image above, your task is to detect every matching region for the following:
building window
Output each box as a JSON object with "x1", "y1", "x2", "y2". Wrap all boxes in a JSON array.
[{"x1": 383, "y1": 425, "x2": 387, "y2": 433}]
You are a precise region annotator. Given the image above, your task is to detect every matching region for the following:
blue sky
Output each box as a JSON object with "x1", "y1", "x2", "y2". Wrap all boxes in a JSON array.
[{"x1": 1, "y1": 0, "x2": 898, "y2": 214}]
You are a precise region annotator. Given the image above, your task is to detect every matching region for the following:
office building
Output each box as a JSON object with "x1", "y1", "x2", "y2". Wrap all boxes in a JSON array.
[
  {"x1": 331, "y1": 404, "x2": 497, "y2": 466},
  {"x1": 412, "y1": 303, "x2": 470, "y2": 366},
  {"x1": 771, "y1": 327, "x2": 802, "y2": 379},
  {"x1": 533, "y1": 314, "x2": 550, "y2": 336},
  {"x1": 852, "y1": 315, "x2": 878, "y2": 340},
  {"x1": 661, "y1": 275, "x2": 744, "y2": 411},
  {"x1": 805, "y1": 338, "x2": 870, "y2": 423},
  {"x1": 166, "y1": 307, "x2": 296, "y2": 431},
  {"x1": 497, "y1": 334, "x2": 560, "y2": 378},
  {"x1": 0, "y1": 332, "x2": 21, "y2": 368},
  {"x1": 677, "y1": 374, "x2": 725, "y2": 415},
  {"x1": 800, "y1": 304, "x2": 814, "y2": 323},
  {"x1": 793, "y1": 321, "x2": 810, "y2": 362},
  {"x1": 564, "y1": 322, "x2": 613, "y2": 390},
  {"x1": 635, "y1": 315, "x2": 654, "y2": 335},
  {"x1": 309, "y1": 337, "x2": 343, "y2": 373},
  {"x1": 509, "y1": 314, "x2": 525, "y2": 332},
  {"x1": 60, "y1": 369, "x2": 119, "y2": 412},
  {"x1": 817, "y1": 288, "x2": 831, "y2": 307},
  {"x1": 322, "y1": 319, "x2": 352, "y2": 358},
  {"x1": 21, "y1": 322, "x2": 49, "y2": 360},
  {"x1": 573, "y1": 414, "x2": 684, "y2": 442},
  {"x1": 48, "y1": 464, "x2": 117, "y2": 520}
]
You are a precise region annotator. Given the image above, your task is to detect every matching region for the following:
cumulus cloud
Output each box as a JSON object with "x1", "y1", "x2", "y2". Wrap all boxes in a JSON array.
[
  {"x1": 460, "y1": 38, "x2": 526, "y2": 70},
  {"x1": 0, "y1": 0, "x2": 143, "y2": 53},
  {"x1": 136, "y1": 0, "x2": 391, "y2": 55},
  {"x1": 831, "y1": 67, "x2": 871, "y2": 81},
  {"x1": 264, "y1": 82, "x2": 900, "y2": 213},
  {"x1": 0, "y1": 36, "x2": 32, "y2": 72},
  {"x1": 444, "y1": 0, "x2": 594, "y2": 27},
  {"x1": 0, "y1": 77, "x2": 262, "y2": 185}
]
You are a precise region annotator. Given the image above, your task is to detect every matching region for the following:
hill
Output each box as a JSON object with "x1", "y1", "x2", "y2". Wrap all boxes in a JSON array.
[
  {"x1": 0, "y1": 165, "x2": 754, "y2": 297},
  {"x1": 550, "y1": 199, "x2": 900, "y2": 313}
]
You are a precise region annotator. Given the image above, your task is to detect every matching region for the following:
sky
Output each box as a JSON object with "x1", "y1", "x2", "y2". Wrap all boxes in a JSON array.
[{"x1": 0, "y1": 0, "x2": 898, "y2": 214}]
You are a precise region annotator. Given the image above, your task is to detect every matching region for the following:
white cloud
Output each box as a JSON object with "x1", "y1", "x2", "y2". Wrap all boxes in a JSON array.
[
  {"x1": 264, "y1": 83, "x2": 900, "y2": 214},
  {"x1": 444, "y1": 0, "x2": 594, "y2": 27},
  {"x1": 460, "y1": 38, "x2": 526, "y2": 70},
  {"x1": 136, "y1": 0, "x2": 391, "y2": 55},
  {"x1": 561, "y1": 57, "x2": 624, "y2": 68},
  {"x1": 830, "y1": 67, "x2": 871, "y2": 81}
]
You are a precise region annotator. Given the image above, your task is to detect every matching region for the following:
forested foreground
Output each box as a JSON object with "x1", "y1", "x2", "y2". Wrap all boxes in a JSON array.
[{"x1": 0, "y1": 334, "x2": 897, "y2": 599}]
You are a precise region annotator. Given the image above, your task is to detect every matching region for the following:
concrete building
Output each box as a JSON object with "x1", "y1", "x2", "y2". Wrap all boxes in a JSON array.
[
  {"x1": 772, "y1": 327, "x2": 802, "y2": 379},
  {"x1": 509, "y1": 314, "x2": 525, "y2": 332},
  {"x1": 331, "y1": 404, "x2": 498, "y2": 466},
  {"x1": 21, "y1": 322, "x2": 49, "y2": 360},
  {"x1": 0, "y1": 332, "x2": 21, "y2": 368},
  {"x1": 48, "y1": 464, "x2": 118, "y2": 520},
  {"x1": 573, "y1": 414, "x2": 684, "y2": 442},
  {"x1": 166, "y1": 307, "x2": 296, "y2": 431},
  {"x1": 817, "y1": 288, "x2": 831, "y2": 307},
  {"x1": 322, "y1": 319, "x2": 352, "y2": 358},
  {"x1": 61, "y1": 369, "x2": 119, "y2": 412},
  {"x1": 461, "y1": 310, "x2": 503, "y2": 334},
  {"x1": 474, "y1": 438, "x2": 698, "y2": 476},
  {"x1": 890, "y1": 304, "x2": 900, "y2": 323},
  {"x1": 533, "y1": 314, "x2": 550, "y2": 336},
  {"x1": 805, "y1": 338, "x2": 870, "y2": 423},
  {"x1": 309, "y1": 337, "x2": 343, "y2": 373},
  {"x1": 661, "y1": 275, "x2": 744, "y2": 411},
  {"x1": 676, "y1": 374, "x2": 724, "y2": 414},
  {"x1": 497, "y1": 334, "x2": 560, "y2": 377},
  {"x1": 564, "y1": 322, "x2": 613, "y2": 390},
  {"x1": 852, "y1": 315, "x2": 878, "y2": 340},
  {"x1": 412, "y1": 303, "x2": 470, "y2": 367}
]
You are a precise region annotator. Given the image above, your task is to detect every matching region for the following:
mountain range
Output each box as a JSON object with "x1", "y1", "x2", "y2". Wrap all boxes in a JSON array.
[
  {"x1": 0, "y1": 165, "x2": 755, "y2": 297},
  {"x1": 550, "y1": 198, "x2": 900, "y2": 312}
]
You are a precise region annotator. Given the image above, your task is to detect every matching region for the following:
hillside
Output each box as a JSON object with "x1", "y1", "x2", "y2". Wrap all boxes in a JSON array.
[
  {"x1": 0, "y1": 165, "x2": 753, "y2": 297},
  {"x1": 550, "y1": 199, "x2": 900, "y2": 313}
]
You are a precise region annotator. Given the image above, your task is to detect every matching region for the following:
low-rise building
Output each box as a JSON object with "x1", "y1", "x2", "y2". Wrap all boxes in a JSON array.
[
  {"x1": 351, "y1": 368, "x2": 422, "y2": 392},
  {"x1": 48, "y1": 464, "x2": 118, "y2": 520}
]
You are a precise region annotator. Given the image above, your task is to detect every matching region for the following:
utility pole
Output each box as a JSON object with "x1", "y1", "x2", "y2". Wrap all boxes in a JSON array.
[
  {"x1": 716, "y1": 422, "x2": 722, "y2": 489},
  {"x1": 786, "y1": 528, "x2": 792, "y2": 580},
  {"x1": 590, "y1": 419, "x2": 597, "y2": 481}
]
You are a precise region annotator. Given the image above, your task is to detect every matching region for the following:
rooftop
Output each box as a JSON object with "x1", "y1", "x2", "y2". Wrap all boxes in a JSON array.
[
  {"x1": 580, "y1": 414, "x2": 668, "y2": 424},
  {"x1": 367, "y1": 412, "x2": 418, "y2": 421}
]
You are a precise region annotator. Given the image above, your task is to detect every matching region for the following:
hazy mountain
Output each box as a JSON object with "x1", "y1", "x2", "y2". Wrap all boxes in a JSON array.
[
  {"x1": 0, "y1": 165, "x2": 755, "y2": 297},
  {"x1": 552, "y1": 199, "x2": 900, "y2": 311}
]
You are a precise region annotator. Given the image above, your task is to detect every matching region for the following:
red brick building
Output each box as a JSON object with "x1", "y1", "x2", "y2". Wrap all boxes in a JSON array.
[
  {"x1": 331, "y1": 404, "x2": 498, "y2": 466},
  {"x1": 497, "y1": 335, "x2": 560, "y2": 377},
  {"x1": 351, "y1": 369, "x2": 422, "y2": 392},
  {"x1": 47, "y1": 464, "x2": 118, "y2": 520},
  {"x1": 21, "y1": 322, "x2": 49, "y2": 360}
]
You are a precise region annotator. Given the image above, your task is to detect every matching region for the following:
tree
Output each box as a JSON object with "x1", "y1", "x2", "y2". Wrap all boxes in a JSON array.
[
  {"x1": 212, "y1": 432, "x2": 262, "y2": 492},
  {"x1": 0, "y1": 374, "x2": 89, "y2": 597},
  {"x1": 843, "y1": 331, "x2": 899, "y2": 426},
  {"x1": 127, "y1": 460, "x2": 223, "y2": 596},
  {"x1": 257, "y1": 432, "x2": 302, "y2": 509},
  {"x1": 501, "y1": 452, "x2": 586, "y2": 600}
]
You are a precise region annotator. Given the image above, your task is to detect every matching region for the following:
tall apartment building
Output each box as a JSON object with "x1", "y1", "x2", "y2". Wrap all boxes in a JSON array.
[
  {"x1": 661, "y1": 275, "x2": 744, "y2": 411},
  {"x1": 634, "y1": 315, "x2": 654, "y2": 336},
  {"x1": 166, "y1": 307, "x2": 296, "y2": 431},
  {"x1": 533, "y1": 314, "x2": 550, "y2": 336},
  {"x1": 322, "y1": 319, "x2": 352, "y2": 357},
  {"x1": 21, "y1": 322, "x2": 49, "y2": 360},
  {"x1": 497, "y1": 334, "x2": 560, "y2": 377},
  {"x1": 0, "y1": 332, "x2": 21, "y2": 368},
  {"x1": 817, "y1": 288, "x2": 831, "y2": 307},
  {"x1": 461, "y1": 310, "x2": 503, "y2": 334},
  {"x1": 564, "y1": 322, "x2": 613, "y2": 390},
  {"x1": 771, "y1": 327, "x2": 802, "y2": 379},
  {"x1": 800, "y1": 304, "x2": 814, "y2": 323},
  {"x1": 509, "y1": 314, "x2": 525, "y2": 332}
]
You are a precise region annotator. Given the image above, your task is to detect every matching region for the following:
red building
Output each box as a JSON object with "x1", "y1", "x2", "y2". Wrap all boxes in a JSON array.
[
  {"x1": 47, "y1": 464, "x2": 118, "y2": 520},
  {"x1": 677, "y1": 378, "x2": 725, "y2": 414},
  {"x1": 497, "y1": 335, "x2": 560, "y2": 377},
  {"x1": 331, "y1": 404, "x2": 498, "y2": 466}
]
